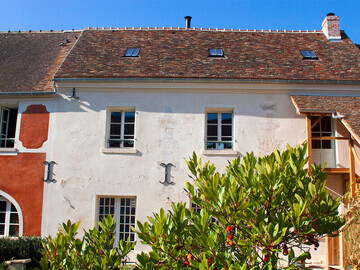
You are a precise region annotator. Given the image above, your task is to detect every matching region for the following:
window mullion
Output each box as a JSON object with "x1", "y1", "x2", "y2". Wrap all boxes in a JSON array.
[
  {"x1": 217, "y1": 113, "x2": 222, "y2": 148},
  {"x1": 120, "y1": 111, "x2": 125, "y2": 148},
  {"x1": 4, "y1": 201, "x2": 10, "y2": 236}
]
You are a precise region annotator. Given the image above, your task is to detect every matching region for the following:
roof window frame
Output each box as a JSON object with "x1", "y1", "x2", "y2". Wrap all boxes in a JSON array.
[
  {"x1": 208, "y1": 48, "x2": 224, "y2": 58},
  {"x1": 123, "y1": 48, "x2": 140, "y2": 57},
  {"x1": 300, "y1": 50, "x2": 319, "y2": 60}
]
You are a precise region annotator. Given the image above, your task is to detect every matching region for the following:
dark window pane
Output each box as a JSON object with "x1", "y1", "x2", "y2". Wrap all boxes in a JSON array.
[
  {"x1": 130, "y1": 234, "x2": 134, "y2": 242},
  {"x1": 207, "y1": 125, "x2": 217, "y2": 137},
  {"x1": 221, "y1": 113, "x2": 232, "y2": 124},
  {"x1": 109, "y1": 141, "x2": 120, "y2": 148},
  {"x1": 0, "y1": 213, "x2": 5, "y2": 223},
  {"x1": 124, "y1": 124, "x2": 134, "y2": 135},
  {"x1": 124, "y1": 112, "x2": 135, "y2": 123},
  {"x1": 312, "y1": 140, "x2": 321, "y2": 149},
  {"x1": 105, "y1": 208, "x2": 109, "y2": 214},
  {"x1": 206, "y1": 142, "x2": 217, "y2": 149},
  {"x1": 207, "y1": 113, "x2": 218, "y2": 124},
  {"x1": 126, "y1": 207, "x2": 130, "y2": 214},
  {"x1": 110, "y1": 124, "x2": 121, "y2": 136},
  {"x1": 0, "y1": 225, "x2": 4, "y2": 235},
  {"x1": 126, "y1": 199, "x2": 130, "y2": 206},
  {"x1": 110, "y1": 207, "x2": 114, "y2": 215},
  {"x1": 99, "y1": 207, "x2": 104, "y2": 215},
  {"x1": 131, "y1": 207, "x2": 136, "y2": 215},
  {"x1": 120, "y1": 207, "x2": 124, "y2": 214},
  {"x1": 126, "y1": 216, "x2": 130, "y2": 223},
  {"x1": 9, "y1": 225, "x2": 19, "y2": 236},
  {"x1": 322, "y1": 117, "x2": 332, "y2": 132},
  {"x1": 121, "y1": 198, "x2": 125, "y2": 205},
  {"x1": 111, "y1": 112, "x2": 121, "y2": 123},
  {"x1": 100, "y1": 198, "x2": 104, "y2": 205},
  {"x1": 10, "y1": 213, "x2": 18, "y2": 223},
  {"x1": 10, "y1": 203, "x2": 16, "y2": 212},
  {"x1": 322, "y1": 140, "x2": 332, "y2": 149},
  {"x1": 131, "y1": 216, "x2": 135, "y2": 223},
  {"x1": 123, "y1": 141, "x2": 134, "y2": 148},
  {"x1": 110, "y1": 198, "x2": 115, "y2": 205},
  {"x1": 125, "y1": 225, "x2": 129, "y2": 232},
  {"x1": 0, "y1": 202, "x2": 6, "y2": 211},
  {"x1": 120, "y1": 224, "x2": 124, "y2": 232},
  {"x1": 120, "y1": 216, "x2": 124, "y2": 223},
  {"x1": 7, "y1": 109, "x2": 18, "y2": 140},
  {"x1": 221, "y1": 125, "x2": 232, "y2": 137},
  {"x1": 222, "y1": 142, "x2": 232, "y2": 149},
  {"x1": 105, "y1": 198, "x2": 109, "y2": 205}
]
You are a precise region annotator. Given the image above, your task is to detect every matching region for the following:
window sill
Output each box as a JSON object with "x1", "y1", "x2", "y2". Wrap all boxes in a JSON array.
[
  {"x1": 202, "y1": 149, "x2": 238, "y2": 156},
  {"x1": 102, "y1": 148, "x2": 137, "y2": 154},
  {"x1": 0, "y1": 148, "x2": 18, "y2": 155}
]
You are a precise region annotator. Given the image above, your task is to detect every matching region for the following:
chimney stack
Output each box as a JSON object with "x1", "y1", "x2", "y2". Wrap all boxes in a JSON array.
[
  {"x1": 322, "y1": 13, "x2": 341, "y2": 42},
  {"x1": 185, "y1": 16, "x2": 192, "y2": 29}
]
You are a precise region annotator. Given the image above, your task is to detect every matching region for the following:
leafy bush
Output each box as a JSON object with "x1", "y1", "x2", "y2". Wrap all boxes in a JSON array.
[
  {"x1": 0, "y1": 236, "x2": 42, "y2": 268},
  {"x1": 135, "y1": 145, "x2": 345, "y2": 269},
  {"x1": 40, "y1": 214, "x2": 135, "y2": 269}
]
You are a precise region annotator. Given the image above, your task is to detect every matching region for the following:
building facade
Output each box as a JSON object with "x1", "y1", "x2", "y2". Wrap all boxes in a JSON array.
[{"x1": 1, "y1": 14, "x2": 360, "y2": 269}]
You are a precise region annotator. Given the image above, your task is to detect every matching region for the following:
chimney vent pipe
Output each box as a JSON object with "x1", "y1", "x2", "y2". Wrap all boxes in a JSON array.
[{"x1": 185, "y1": 16, "x2": 192, "y2": 29}]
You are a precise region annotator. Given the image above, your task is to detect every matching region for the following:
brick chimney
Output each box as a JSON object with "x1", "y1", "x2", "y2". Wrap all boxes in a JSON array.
[{"x1": 322, "y1": 13, "x2": 341, "y2": 42}]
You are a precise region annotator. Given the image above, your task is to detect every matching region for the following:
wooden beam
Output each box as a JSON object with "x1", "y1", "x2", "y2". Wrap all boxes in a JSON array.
[
  {"x1": 312, "y1": 136, "x2": 350, "y2": 141},
  {"x1": 352, "y1": 147, "x2": 360, "y2": 168},
  {"x1": 324, "y1": 168, "x2": 350, "y2": 174},
  {"x1": 311, "y1": 114, "x2": 324, "y2": 129},
  {"x1": 349, "y1": 137, "x2": 356, "y2": 198},
  {"x1": 306, "y1": 115, "x2": 313, "y2": 174}
]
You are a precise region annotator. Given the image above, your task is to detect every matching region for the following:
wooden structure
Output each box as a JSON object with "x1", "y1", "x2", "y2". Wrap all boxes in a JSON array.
[{"x1": 303, "y1": 113, "x2": 360, "y2": 270}]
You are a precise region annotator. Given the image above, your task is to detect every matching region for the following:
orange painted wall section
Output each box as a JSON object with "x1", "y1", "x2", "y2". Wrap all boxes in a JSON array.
[
  {"x1": 0, "y1": 153, "x2": 45, "y2": 236},
  {"x1": 20, "y1": 105, "x2": 50, "y2": 149}
]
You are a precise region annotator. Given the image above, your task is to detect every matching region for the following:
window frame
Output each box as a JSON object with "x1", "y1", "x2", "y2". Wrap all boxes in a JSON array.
[
  {"x1": 97, "y1": 196, "x2": 136, "y2": 243},
  {"x1": 208, "y1": 48, "x2": 224, "y2": 57},
  {"x1": 0, "y1": 194, "x2": 23, "y2": 238},
  {"x1": 300, "y1": 50, "x2": 319, "y2": 60},
  {"x1": 0, "y1": 106, "x2": 18, "y2": 149},
  {"x1": 311, "y1": 115, "x2": 334, "y2": 149},
  {"x1": 205, "y1": 109, "x2": 234, "y2": 150},
  {"x1": 123, "y1": 48, "x2": 140, "y2": 57},
  {"x1": 105, "y1": 107, "x2": 136, "y2": 149}
]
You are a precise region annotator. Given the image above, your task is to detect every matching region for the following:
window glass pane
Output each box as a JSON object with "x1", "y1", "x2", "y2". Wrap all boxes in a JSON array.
[
  {"x1": 209, "y1": 49, "x2": 216, "y2": 55},
  {"x1": 0, "y1": 225, "x2": 4, "y2": 235},
  {"x1": 100, "y1": 198, "x2": 104, "y2": 205},
  {"x1": 10, "y1": 213, "x2": 18, "y2": 223},
  {"x1": 221, "y1": 113, "x2": 232, "y2": 124},
  {"x1": 206, "y1": 142, "x2": 217, "y2": 149},
  {"x1": 123, "y1": 141, "x2": 134, "y2": 148},
  {"x1": 110, "y1": 124, "x2": 121, "y2": 136},
  {"x1": 110, "y1": 112, "x2": 121, "y2": 123},
  {"x1": 312, "y1": 140, "x2": 321, "y2": 149},
  {"x1": 0, "y1": 213, "x2": 5, "y2": 223},
  {"x1": 124, "y1": 112, "x2": 135, "y2": 123},
  {"x1": 207, "y1": 125, "x2": 217, "y2": 137},
  {"x1": 7, "y1": 109, "x2": 18, "y2": 140},
  {"x1": 221, "y1": 125, "x2": 232, "y2": 137},
  {"x1": 322, "y1": 140, "x2": 332, "y2": 149},
  {"x1": 109, "y1": 140, "x2": 120, "y2": 148},
  {"x1": 124, "y1": 124, "x2": 134, "y2": 135},
  {"x1": 322, "y1": 117, "x2": 332, "y2": 132},
  {"x1": 207, "y1": 113, "x2": 218, "y2": 124},
  {"x1": 0, "y1": 201, "x2": 6, "y2": 211},
  {"x1": 222, "y1": 142, "x2": 232, "y2": 149},
  {"x1": 9, "y1": 225, "x2": 19, "y2": 236}
]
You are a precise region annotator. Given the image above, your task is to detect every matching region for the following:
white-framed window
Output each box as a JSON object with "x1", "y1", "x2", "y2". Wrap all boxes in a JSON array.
[
  {"x1": 98, "y1": 197, "x2": 136, "y2": 242},
  {"x1": 106, "y1": 109, "x2": 135, "y2": 148},
  {"x1": 205, "y1": 110, "x2": 233, "y2": 149},
  {"x1": 0, "y1": 196, "x2": 20, "y2": 237},
  {"x1": 311, "y1": 116, "x2": 333, "y2": 149},
  {"x1": 0, "y1": 107, "x2": 18, "y2": 148}
]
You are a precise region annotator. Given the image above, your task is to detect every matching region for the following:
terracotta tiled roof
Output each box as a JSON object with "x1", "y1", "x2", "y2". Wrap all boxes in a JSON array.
[
  {"x1": 55, "y1": 29, "x2": 360, "y2": 81},
  {"x1": 291, "y1": 95, "x2": 360, "y2": 143},
  {"x1": 0, "y1": 31, "x2": 80, "y2": 93}
]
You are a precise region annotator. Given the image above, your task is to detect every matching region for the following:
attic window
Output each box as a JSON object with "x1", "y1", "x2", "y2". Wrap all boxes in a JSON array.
[
  {"x1": 300, "y1": 50, "x2": 318, "y2": 60},
  {"x1": 124, "y1": 48, "x2": 140, "y2": 57},
  {"x1": 209, "y1": 49, "x2": 224, "y2": 57}
]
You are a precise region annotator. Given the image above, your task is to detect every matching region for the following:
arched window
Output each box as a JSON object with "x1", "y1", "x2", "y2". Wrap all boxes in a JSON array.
[{"x1": 0, "y1": 195, "x2": 21, "y2": 237}]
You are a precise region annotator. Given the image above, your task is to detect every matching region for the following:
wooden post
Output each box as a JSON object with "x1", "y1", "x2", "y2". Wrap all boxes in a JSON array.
[
  {"x1": 349, "y1": 137, "x2": 356, "y2": 198},
  {"x1": 306, "y1": 115, "x2": 313, "y2": 174}
]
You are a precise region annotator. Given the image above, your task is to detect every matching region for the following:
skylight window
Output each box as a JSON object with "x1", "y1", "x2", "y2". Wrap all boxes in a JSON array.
[
  {"x1": 124, "y1": 48, "x2": 140, "y2": 57},
  {"x1": 300, "y1": 50, "x2": 318, "y2": 60},
  {"x1": 209, "y1": 49, "x2": 224, "y2": 57}
]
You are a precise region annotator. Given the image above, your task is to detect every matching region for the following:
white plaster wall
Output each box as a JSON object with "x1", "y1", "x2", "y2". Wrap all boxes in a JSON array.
[{"x1": 41, "y1": 85, "x2": 305, "y2": 256}]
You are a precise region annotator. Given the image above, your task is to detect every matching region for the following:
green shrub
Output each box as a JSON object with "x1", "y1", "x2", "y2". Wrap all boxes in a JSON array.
[
  {"x1": 0, "y1": 236, "x2": 42, "y2": 268},
  {"x1": 135, "y1": 145, "x2": 345, "y2": 269},
  {"x1": 40, "y1": 214, "x2": 135, "y2": 269}
]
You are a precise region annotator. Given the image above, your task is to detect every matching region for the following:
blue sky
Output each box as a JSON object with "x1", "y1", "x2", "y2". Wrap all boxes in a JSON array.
[{"x1": 1, "y1": 0, "x2": 359, "y2": 44}]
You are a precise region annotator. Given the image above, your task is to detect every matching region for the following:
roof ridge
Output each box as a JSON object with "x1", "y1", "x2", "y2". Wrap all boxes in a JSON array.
[
  {"x1": 0, "y1": 30, "x2": 83, "y2": 34},
  {"x1": 84, "y1": 27, "x2": 322, "y2": 33}
]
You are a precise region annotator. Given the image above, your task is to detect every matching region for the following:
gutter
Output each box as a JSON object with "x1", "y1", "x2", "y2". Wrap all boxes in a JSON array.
[
  {"x1": 0, "y1": 91, "x2": 56, "y2": 97},
  {"x1": 53, "y1": 77, "x2": 360, "y2": 85}
]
